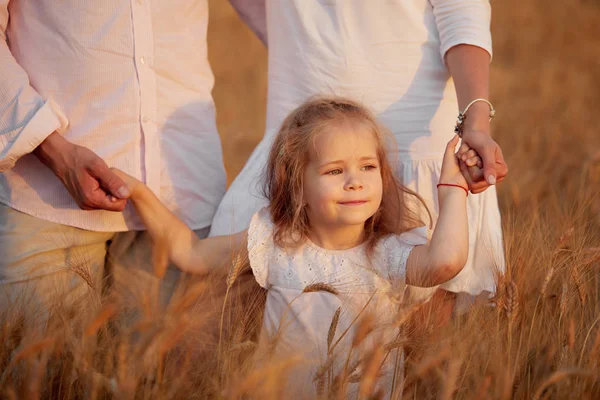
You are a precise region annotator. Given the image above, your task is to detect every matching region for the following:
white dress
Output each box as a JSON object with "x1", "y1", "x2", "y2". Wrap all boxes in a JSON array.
[
  {"x1": 247, "y1": 207, "x2": 427, "y2": 397},
  {"x1": 211, "y1": 0, "x2": 504, "y2": 298}
]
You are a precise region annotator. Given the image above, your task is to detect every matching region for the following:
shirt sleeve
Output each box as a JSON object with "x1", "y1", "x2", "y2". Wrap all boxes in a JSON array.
[
  {"x1": 384, "y1": 227, "x2": 429, "y2": 289},
  {"x1": 247, "y1": 207, "x2": 274, "y2": 289},
  {"x1": 0, "y1": 3, "x2": 69, "y2": 172},
  {"x1": 429, "y1": 0, "x2": 493, "y2": 62}
]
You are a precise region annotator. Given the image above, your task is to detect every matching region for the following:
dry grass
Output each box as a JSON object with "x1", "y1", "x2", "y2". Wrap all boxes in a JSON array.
[{"x1": 1, "y1": 0, "x2": 600, "y2": 398}]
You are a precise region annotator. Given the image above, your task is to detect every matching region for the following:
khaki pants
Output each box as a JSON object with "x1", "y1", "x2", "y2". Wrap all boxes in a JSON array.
[{"x1": 0, "y1": 202, "x2": 209, "y2": 330}]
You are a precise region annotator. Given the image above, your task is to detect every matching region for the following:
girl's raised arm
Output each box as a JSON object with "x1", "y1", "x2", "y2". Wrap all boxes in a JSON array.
[
  {"x1": 404, "y1": 136, "x2": 470, "y2": 287},
  {"x1": 112, "y1": 169, "x2": 248, "y2": 275}
]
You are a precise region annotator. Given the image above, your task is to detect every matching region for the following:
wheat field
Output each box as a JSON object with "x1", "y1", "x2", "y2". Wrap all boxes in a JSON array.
[{"x1": 1, "y1": 0, "x2": 599, "y2": 399}]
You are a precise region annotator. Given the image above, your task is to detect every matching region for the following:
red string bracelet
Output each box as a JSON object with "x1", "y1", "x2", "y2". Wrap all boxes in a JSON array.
[{"x1": 437, "y1": 183, "x2": 468, "y2": 196}]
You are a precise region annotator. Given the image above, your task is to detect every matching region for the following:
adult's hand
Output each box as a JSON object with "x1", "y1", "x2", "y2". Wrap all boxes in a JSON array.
[
  {"x1": 33, "y1": 132, "x2": 130, "y2": 211},
  {"x1": 457, "y1": 129, "x2": 508, "y2": 194}
]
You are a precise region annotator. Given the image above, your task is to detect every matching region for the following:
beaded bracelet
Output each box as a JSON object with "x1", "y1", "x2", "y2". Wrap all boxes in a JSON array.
[
  {"x1": 454, "y1": 98, "x2": 495, "y2": 138},
  {"x1": 437, "y1": 183, "x2": 468, "y2": 196}
]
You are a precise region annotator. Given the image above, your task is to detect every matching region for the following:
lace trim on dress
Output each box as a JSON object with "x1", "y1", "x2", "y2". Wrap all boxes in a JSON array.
[{"x1": 247, "y1": 207, "x2": 273, "y2": 289}]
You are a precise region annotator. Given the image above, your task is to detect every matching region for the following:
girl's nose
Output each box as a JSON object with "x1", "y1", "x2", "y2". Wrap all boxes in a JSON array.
[{"x1": 344, "y1": 176, "x2": 363, "y2": 191}]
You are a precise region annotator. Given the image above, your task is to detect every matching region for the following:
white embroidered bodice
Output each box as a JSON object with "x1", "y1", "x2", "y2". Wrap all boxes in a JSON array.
[
  {"x1": 248, "y1": 206, "x2": 428, "y2": 334},
  {"x1": 247, "y1": 207, "x2": 428, "y2": 396}
]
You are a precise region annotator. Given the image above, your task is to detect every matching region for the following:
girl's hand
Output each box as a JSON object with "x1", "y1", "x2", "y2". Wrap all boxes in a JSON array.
[
  {"x1": 109, "y1": 168, "x2": 144, "y2": 199},
  {"x1": 439, "y1": 135, "x2": 482, "y2": 190}
]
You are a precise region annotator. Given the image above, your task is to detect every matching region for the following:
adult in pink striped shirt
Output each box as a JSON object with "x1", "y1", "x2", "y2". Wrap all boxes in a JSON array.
[{"x1": 0, "y1": 1, "x2": 227, "y2": 325}]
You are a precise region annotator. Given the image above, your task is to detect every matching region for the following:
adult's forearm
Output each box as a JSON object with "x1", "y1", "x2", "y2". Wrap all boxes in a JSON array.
[
  {"x1": 229, "y1": 0, "x2": 267, "y2": 46},
  {"x1": 445, "y1": 44, "x2": 491, "y2": 132}
]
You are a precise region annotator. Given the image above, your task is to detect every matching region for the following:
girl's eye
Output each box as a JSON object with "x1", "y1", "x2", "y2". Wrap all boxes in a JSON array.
[
  {"x1": 326, "y1": 169, "x2": 342, "y2": 176},
  {"x1": 362, "y1": 165, "x2": 377, "y2": 171}
]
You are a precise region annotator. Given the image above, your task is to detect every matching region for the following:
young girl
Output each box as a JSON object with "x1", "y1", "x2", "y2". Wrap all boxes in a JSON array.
[{"x1": 113, "y1": 97, "x2": 480, "y2": 397}]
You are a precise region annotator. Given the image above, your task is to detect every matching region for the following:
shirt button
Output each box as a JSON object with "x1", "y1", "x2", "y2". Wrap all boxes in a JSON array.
[
  {"x1": 140, "y1": 56, "x2": 146, "y2": 65},
  {"x1": 142, "y1": 116, "x2": 149, "y2": 123}
]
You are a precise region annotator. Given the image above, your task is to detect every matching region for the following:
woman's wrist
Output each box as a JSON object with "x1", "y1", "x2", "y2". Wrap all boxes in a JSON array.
[{"x1": 461, "y1": 102, "x2": 492, "y2": 132}]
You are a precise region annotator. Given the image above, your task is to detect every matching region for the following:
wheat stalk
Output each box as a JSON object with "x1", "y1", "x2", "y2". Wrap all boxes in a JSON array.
[
  {"x1": 151, "y1": 240, "x2": 169, "y2": 279},
  {"x1": 315, "y1": 373, "x2": 326, "y2": 397},
  {"x1": 347, "y1": 358, "x2": 361, "y2": 376},
  {"x1": 229, "y1": 341, "x2": 257, "y2": 353},
  {"x1": 559, "y1": 283, "x2": 569, "y2": 320},
  {"x1": 169, "y1": 280, "x2": 208, "y2": 314},
  {"x1": 72, "y1": 263, "x2": 95, "y2": 291},
  {"x1": 581, "y1": 247, "x2": 600, "y2": 266},
  {"x1": 327, "y1": 307, "x2": 341, "y2": 353},
  {"x1": 540, "y1": 265, "x2": 555, "y2": 297},
  {"x1": 589, "y1": 328, "x2": 600, "y2": 368},
  {"x1": 83, "y1": 304, "x2": 116, "y2": 338},
  {"x1": 348, "y1": 373, "x2": 361, "y2": 383},
  {"x1": 495, "y1": 274, "x2": 507, "y2": 311},
  {"x1": 368, "y1": 387, "x2": 385, "y2": 400},
  {"x1": 557, "y1": 227, "x2": 574, "y2": 249},
  {"x1": 11, "y1": 337, "x2": 55, "y2": 363},
  {"x1": 439, "y1": 358, "x2": 461, "y2": 400},
  {"x1": 567, "y1": 318, "x2": 576, "y2": 352},
  {"x1": 532, "y1": 369, "x2": 595, "y2": 400},
  {"x1": 352, "y1": 313, "x2": 375, "y2": 348},
  {"x1": 358, "y1": 345, "x2": 384, "y2": 398},
  {"x1": 313, "y1": 355, "x2": 335, "y2": 382},
  {"x1": 504, "y1": 280, "x2": 520, "y2": 325},
  {"x1": 303, "y1": 283, "x2": 339, "y2": 296},
  {"x1": 313, "y1": 354, "x2": 335, "y2": 395},
  {"x1": 570, "y1": 266, "x2": 586, "y2": 305},
  {"x1": 219, "y1": 251, "x2": 249, "y2": 371},
  {"x1": 226, "y1": 252, "x2": 246, "y2": 289},
  {"x1": 475, "y1": 375, "x2": 492, "y2": 399},
  {"x1": 412, "y1": 344, "x2": 451, "y2": 378},
  {"x1": 384, "y1": 338, "x2": 410, "y2": 351}
]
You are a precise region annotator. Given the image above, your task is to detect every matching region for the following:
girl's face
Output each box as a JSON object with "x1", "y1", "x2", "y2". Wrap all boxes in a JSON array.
[{"x1": 303, "y1": 121, "x2": 383, "y2": 231}]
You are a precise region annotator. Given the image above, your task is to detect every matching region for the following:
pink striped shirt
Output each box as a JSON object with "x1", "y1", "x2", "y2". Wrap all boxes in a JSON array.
[{"x1": 0, "y1": 0, "x2": 226, "y2": 231}]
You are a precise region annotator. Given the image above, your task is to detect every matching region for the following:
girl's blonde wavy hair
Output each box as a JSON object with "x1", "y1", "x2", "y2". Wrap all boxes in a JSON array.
[{"x1": 264, "y1": 96, "x2": 431, "y2": 253}]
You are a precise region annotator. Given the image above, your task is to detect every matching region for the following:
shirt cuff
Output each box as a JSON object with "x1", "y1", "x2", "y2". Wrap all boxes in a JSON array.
[{"x1": 0, "y1": 99, "x2": 69, "y2": 170}]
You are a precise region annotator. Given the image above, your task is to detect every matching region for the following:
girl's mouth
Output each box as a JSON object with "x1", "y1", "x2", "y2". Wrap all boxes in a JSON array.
[{"x1": 338, "y1": 200, "x2": 367, "y2": 206}]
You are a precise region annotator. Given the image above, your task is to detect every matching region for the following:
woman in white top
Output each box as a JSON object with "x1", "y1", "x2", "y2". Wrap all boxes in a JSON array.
[{"x1": 219, "y1": 0, "x2": 508, "y2": 303}]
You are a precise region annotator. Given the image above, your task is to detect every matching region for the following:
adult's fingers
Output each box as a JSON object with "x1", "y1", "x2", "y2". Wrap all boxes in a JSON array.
[
  {"x1": 460, "y1": 161, "x2": 490, "y2": 194},
  {"x1": 90, "y1": 161, "x2": 131, "y2": 199},
  {"x1": 479, "y1": 144, "x2": 498, "y2": 186},
  {"x1": 494, "y1": 147, "x2": 509, "y2": 181},
  {"x1": 88, "y1": 188, "x2": 128, "y2": 211},
  {"x1": 468, "y1": 164, "x2": 485, "y2": 182}
]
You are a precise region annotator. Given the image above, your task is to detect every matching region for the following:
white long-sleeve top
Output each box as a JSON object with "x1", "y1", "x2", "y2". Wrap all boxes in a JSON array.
[
  {"x1": 264, "y1": 0, "x2": 492, "y2": 158},
  {"x1": 0, "y1": 0, "x2": 226, "y2": 231}
]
